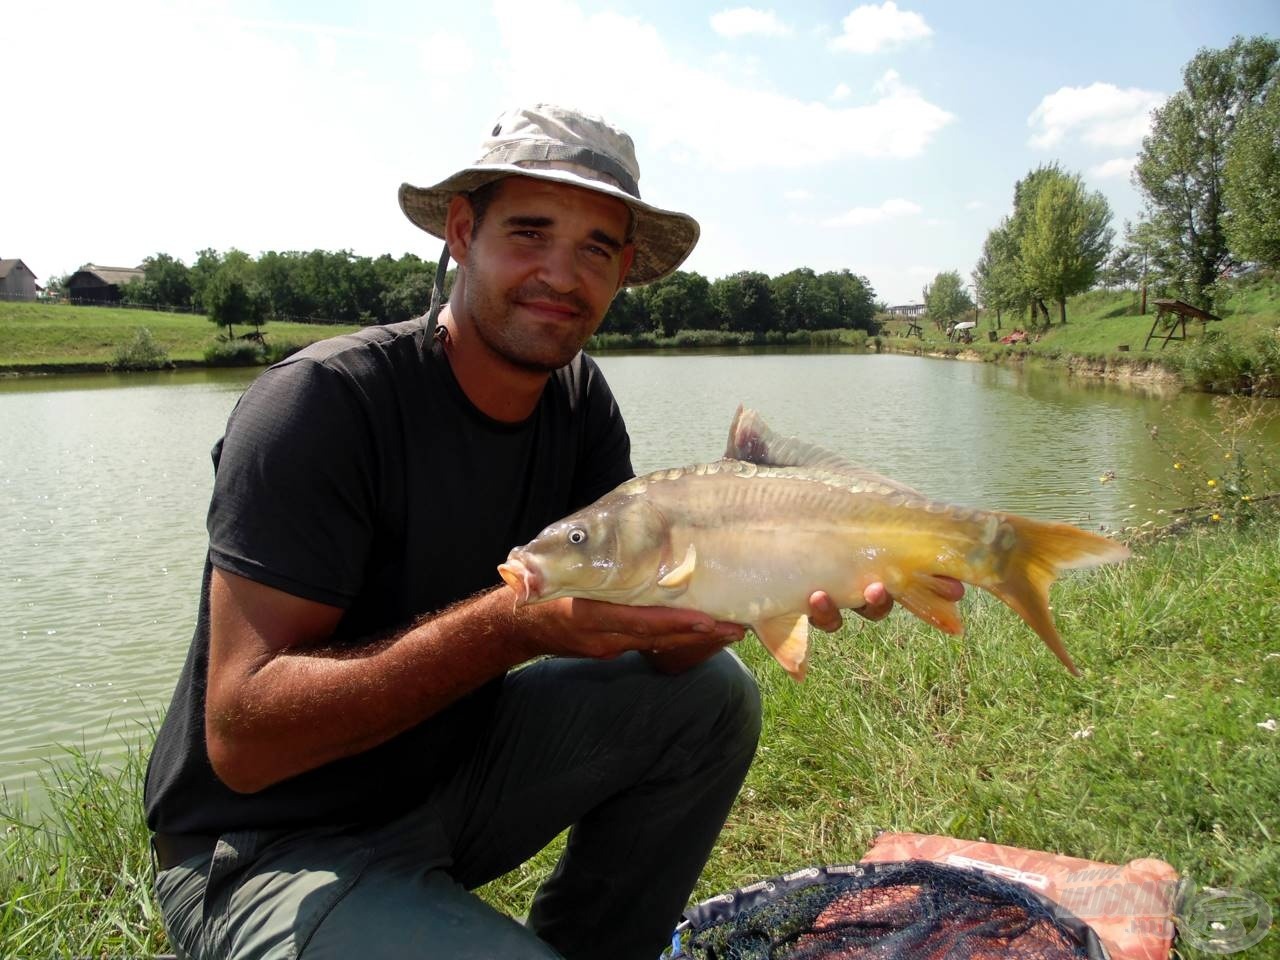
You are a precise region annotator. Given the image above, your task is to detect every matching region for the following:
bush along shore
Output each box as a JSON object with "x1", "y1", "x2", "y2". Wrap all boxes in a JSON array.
[
  {"x1": 2, "y1": 507, "x2": 1277, "y2": 956},
  {"x1": 4, "y1": 271, "x2": 1278, "y2": 395}
]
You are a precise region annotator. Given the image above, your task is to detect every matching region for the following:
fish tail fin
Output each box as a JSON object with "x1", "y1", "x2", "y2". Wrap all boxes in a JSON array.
[{"x1": 986, "y1": 515, "x2": 1130, "y2": 676}]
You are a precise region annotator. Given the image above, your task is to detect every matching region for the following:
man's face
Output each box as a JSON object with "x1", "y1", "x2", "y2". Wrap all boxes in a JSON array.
[{"x1": 448, "y1": 176, "x2": 635, "y2": 373}]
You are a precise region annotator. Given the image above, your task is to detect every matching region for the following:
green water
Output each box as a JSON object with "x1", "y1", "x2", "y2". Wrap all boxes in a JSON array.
[{"x1": 1, "y1": 354, "x2": 1275, "y2": 795}]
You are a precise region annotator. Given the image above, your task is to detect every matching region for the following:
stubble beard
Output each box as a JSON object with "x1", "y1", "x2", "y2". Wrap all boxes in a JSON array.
[{"x1": 464, "y1": 275, "x2": 600, "y2": 374}]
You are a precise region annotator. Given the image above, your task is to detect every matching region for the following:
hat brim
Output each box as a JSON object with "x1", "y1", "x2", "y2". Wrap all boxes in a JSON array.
[{"x1": 398, "y1": 165, "x2": 699, "y2": 286}]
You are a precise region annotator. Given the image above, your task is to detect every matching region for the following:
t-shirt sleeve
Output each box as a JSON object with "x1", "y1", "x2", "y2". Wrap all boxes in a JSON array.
[
  {"x1": 206, "y1": 358, "x2": 378, "y2": 607},
  {"x1": 571, "y1": 355, "x2": 635, "y2": 509}
]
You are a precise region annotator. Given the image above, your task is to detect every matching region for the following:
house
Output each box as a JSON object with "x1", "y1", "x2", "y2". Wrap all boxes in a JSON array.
[
  {"x1": 0, "y1": 258, "x2": 39, "y2": 299},
  {"x1": 66, "y1": 264, "x2": 145, "y2": 304},
  {"x1": 888, "y1": 303, "x2": 925, "y2": 318}
]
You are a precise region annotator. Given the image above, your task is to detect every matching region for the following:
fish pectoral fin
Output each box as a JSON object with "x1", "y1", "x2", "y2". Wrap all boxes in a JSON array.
[
  {"x1": 894, "y1": 574, "x2": 965, "y2": 636},
  {"x1": 755, "y1": 615, "x2": 810, "y2": 682},
  {"x1": 657, "y1": 543, "x2": 697, "y2": 591}
]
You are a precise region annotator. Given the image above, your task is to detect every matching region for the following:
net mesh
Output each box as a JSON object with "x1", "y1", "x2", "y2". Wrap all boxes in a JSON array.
[{"x1": 682, "y1": 861, "x2": 1102, "y2": 960}]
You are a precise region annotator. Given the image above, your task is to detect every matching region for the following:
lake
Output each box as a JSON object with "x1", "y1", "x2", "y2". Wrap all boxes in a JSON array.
[{"x1": 2, "y1": 352, "x2": 1276, "y2": 797}]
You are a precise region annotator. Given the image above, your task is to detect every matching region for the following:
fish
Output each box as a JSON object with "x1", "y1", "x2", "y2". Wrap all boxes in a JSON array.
[{"x1": 497, "y1": 406, "x2": 1130, "y2": 680}]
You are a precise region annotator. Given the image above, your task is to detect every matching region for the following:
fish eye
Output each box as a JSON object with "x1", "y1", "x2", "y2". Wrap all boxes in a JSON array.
[{"x1": 568, "y1": 527, "x2": 588, "y2": 545}]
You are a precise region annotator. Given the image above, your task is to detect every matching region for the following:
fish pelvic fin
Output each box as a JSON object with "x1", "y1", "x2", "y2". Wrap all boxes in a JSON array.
[
  {"x1": 985, "y1": 515, "x2": 1131, "y2": 677},
  {"x1": 755, "y1": 614, "x2": 810, "y2": 682},
  {"x1": 894, "y1": 574, "x2": 966, "y2": 636}
]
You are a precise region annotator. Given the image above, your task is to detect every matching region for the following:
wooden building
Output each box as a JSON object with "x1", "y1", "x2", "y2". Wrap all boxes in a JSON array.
[
  {"x1": 66, "y1": 264, "x2": 145, "y2": 304},
  {"x1": 0, "y1": 258, "x2": 39, "y2": 298}
]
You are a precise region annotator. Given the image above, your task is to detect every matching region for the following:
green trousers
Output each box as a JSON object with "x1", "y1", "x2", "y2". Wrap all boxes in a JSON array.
[{"x1": 153, "y1": 651, "x2": 761, "y2": 960}]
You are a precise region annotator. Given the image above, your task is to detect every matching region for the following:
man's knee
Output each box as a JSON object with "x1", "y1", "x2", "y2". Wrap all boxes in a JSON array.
[{"x1": 687, "y1": 649, "x2": 762, "y2": 757}]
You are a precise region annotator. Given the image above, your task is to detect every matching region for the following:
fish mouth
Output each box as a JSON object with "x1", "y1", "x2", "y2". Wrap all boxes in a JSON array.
[{"x1": 497, "y1": 553, "x2": 543, "y2": 606}]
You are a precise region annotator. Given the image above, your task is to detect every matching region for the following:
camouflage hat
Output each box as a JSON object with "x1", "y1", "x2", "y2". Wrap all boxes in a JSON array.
[{"x1": 398, "y1": 104, "x2": 700, "y2": 286}]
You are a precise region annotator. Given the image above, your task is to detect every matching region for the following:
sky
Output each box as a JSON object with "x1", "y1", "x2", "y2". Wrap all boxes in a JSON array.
[{"x1": 5, "y1": 0, "x2": 1278, "y2": 306}]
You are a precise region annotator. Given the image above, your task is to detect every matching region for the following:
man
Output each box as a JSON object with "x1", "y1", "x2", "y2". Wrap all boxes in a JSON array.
[{"x1": 145, "y1": 104, "x2": 933, "y2": 960}]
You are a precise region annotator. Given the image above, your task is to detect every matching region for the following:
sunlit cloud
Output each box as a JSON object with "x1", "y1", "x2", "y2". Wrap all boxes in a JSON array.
[
  {"x1": 492, "y1": 0, "x2": 954, "y2": 168},
  {"x1": 823, "y1": 197, "x2": 922, "y2": 227},
  {"x1": 711, "y1": 7, "x2": 792, "y2": 38},
  {"x1": 831, "y1": 82, "x2": 853, "y2": 101},
  {"x1": 829, "y1": 1, "x2": 932, "y2": 54},
  {"x1": 1028, "y1": 82, "x2": 1165, "y2": 149},
  {"x1": 1090, "y1": 156, "x2": 1138, "y2": 179}
]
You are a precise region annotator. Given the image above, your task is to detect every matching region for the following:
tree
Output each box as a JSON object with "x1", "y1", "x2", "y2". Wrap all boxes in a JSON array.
[
  {"x1": 972, "y1": 223, "x2": 1023, "y2": 328},
  {"x1": 1134, "y1": 36, "x2": 1280, "y2": 306},
  {"x1": 711, "y1": 271, "x2": 778, "y2": 335},
  {"x1": 205, "y1": 251, "x2": 268, "y2": 339},
  {"x1": 138, "y1": 253, "x2": 194, "y2": 309},
  {"x1": 817, "y1": 270, "x2": 877, "y2": 331},
  {"x1": 599, "y1": 287, "x2": 649, "y2": 335},
  {"x1": 1223, "y1": 81, "x2": 1280, "y2": 267},
  {"x1": 923, "y1": 271, "x2": 972, "y2": 330},
  {"x1": 646, "y1": 271, "x2": 715, "y2": 337},
  {"x1": 189, "y1": 248, "x2": 223, "y2": 314},
  {"x1": 1017, "y1": 169, "x2": 1113, "y2": 324}
]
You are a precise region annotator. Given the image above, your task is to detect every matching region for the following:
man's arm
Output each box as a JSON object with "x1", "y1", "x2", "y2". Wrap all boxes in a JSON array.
[{"x1": 204, "y1": 567, "x2": 747, "y2": 793}]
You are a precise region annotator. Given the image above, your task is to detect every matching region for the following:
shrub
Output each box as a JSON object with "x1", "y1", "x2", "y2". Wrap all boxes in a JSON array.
[
  {"x1": 109, "y1": 327, "x2": 171, "y2": 371},
  {"x1": 203, "y1": 339, "x2": 266, "y2": 366}
]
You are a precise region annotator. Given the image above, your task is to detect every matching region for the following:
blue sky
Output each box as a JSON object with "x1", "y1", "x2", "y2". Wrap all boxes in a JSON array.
[{"x1": 5, "y1": 1, "x2": 1277, "y2": 305}]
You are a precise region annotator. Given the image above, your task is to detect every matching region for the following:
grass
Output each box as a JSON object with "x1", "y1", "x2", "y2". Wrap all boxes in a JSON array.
[
  {"x1": 879, "y1": 272, "x2": 1280, "y2": 394},
  {"x1": 0, "y1": 300, "x2": 361, "y2": 368},
  {"x1": 7, "y1": 516, "x2": 1270, "y2": 956}
]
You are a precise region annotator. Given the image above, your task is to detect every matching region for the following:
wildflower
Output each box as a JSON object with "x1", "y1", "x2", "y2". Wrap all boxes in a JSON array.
[
  {"x1": 1211, "y1": 514, "x2": 1221, "y2": 522},
  {"x1": 1207, "y1": 479, "x2": 1217, "y2": 488},
  {"x1": 1258, "y1": 719, "x2": 1278, "y2": 733},
  {"x1": 1173, "y1": 462, "x2": 1183, "y2": 470},
  {"x1": 1071, "y1": 725, "x2": 1094, "y2": 740}
]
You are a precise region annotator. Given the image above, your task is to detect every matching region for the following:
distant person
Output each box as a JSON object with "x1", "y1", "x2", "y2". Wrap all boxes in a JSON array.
[{"x1": 143, "y1": 103, "x2": 922, "y2": 959}]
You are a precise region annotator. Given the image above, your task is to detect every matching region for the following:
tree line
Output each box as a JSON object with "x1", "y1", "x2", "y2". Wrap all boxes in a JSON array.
[
  {"x1": 88, "y1": 246, "x2": 881, "y2": 341},
  {"x1": 117, "y1": 248, "x2": 438, "y2": 333}
]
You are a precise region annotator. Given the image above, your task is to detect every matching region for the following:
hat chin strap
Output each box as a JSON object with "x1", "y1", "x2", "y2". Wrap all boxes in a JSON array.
[{"x1": 425, "y1": 242, "x2": 451, "y2": 336}]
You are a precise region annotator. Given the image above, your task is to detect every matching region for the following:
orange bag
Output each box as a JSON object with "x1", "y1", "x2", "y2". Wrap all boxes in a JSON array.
[{"x1": 861, "y1": 832, "x2": 1180, "y2": 960}]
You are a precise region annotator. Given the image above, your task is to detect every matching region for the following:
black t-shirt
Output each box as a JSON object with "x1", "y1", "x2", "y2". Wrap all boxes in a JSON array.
[{"x1": 144, "y1": 320, "x2": 633, "y2": 835}]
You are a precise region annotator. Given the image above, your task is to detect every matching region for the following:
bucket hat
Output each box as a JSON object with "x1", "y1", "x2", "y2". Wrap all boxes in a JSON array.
[{"x1": 398, "y1": 104, "x2": 699, "y2": 286}]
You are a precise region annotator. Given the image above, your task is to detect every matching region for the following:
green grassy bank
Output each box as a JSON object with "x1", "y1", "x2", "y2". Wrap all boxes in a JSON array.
[
  {"x1": 0, "y1": 301, "x2": 361, "y2": 370},
  {"x1": 3, "y1": 514, "x2": 1277, "y2": 956},
  {"x1": 880, "y1": 273, "x2": 1280, "y2": 396}
]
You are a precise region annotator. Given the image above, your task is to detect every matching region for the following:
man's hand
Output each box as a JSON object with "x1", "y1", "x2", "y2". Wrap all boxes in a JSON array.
[{"x1": 808, "y1": 576, "x2": 966, "y2": 633}]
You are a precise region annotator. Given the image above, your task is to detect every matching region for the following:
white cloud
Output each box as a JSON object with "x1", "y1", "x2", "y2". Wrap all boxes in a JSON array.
[
  {"x1": 492, "y1": 1, "x2": 954, "y2": 168},
  {"x1": 964, "y1": 200, "x2": 985, "y2": 210},
  {"x1": 823, "y1": 197, "x2": 922, "y2": 227},
  {"x1": 711, "y1": 7, "x2": 792, "y2": 38},
  {"x1": 831, "y1": 82, "x2": 853, "y2": 101},
  {"x1": 1028, "y1": 82, "x2": 1165, "y2": 149},
  {"x1": 829, "y1": 2, "x2": 932, "y2": 55},
  {"x1": 784, "y1": 189, "x2": 813, "y2": 201},
  {"x1": 1090, "y1": 156, "x2": 1137, "y2": 179}
]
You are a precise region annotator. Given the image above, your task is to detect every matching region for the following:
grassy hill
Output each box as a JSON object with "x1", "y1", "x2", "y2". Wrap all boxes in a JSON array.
[
  {"x1": 880, "y1": 272, "x2": 1280, "y2": 394},
  {"x1": 0, "y1": 301, "x2": 362, "y2": 369}
]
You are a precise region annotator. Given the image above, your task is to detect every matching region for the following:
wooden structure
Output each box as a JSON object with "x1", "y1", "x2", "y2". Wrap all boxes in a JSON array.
[
  {"x1": 0, "y1": 258, "x2": 39, "y2": 298},
  {"x1": 66, "y1": 264, "x2": 145, "y2": 304},
  {"x1": 1143, "y1": 298, "x2": 1221, "y2": 350},
  {"x1": 900, "y1": 317, "x2": 923, "y2": 338}
]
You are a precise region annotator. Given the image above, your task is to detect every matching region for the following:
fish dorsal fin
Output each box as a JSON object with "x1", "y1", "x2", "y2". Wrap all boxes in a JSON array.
[
  {"x1": 725, "y1": 405, "x2": 922, "y2": 497},
  {"x1": 754, "y1": 614, "x2": 811, "y2": 682},
  {"x1": 657, "y1": 543, "x2": 697, "y2": 590}
]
